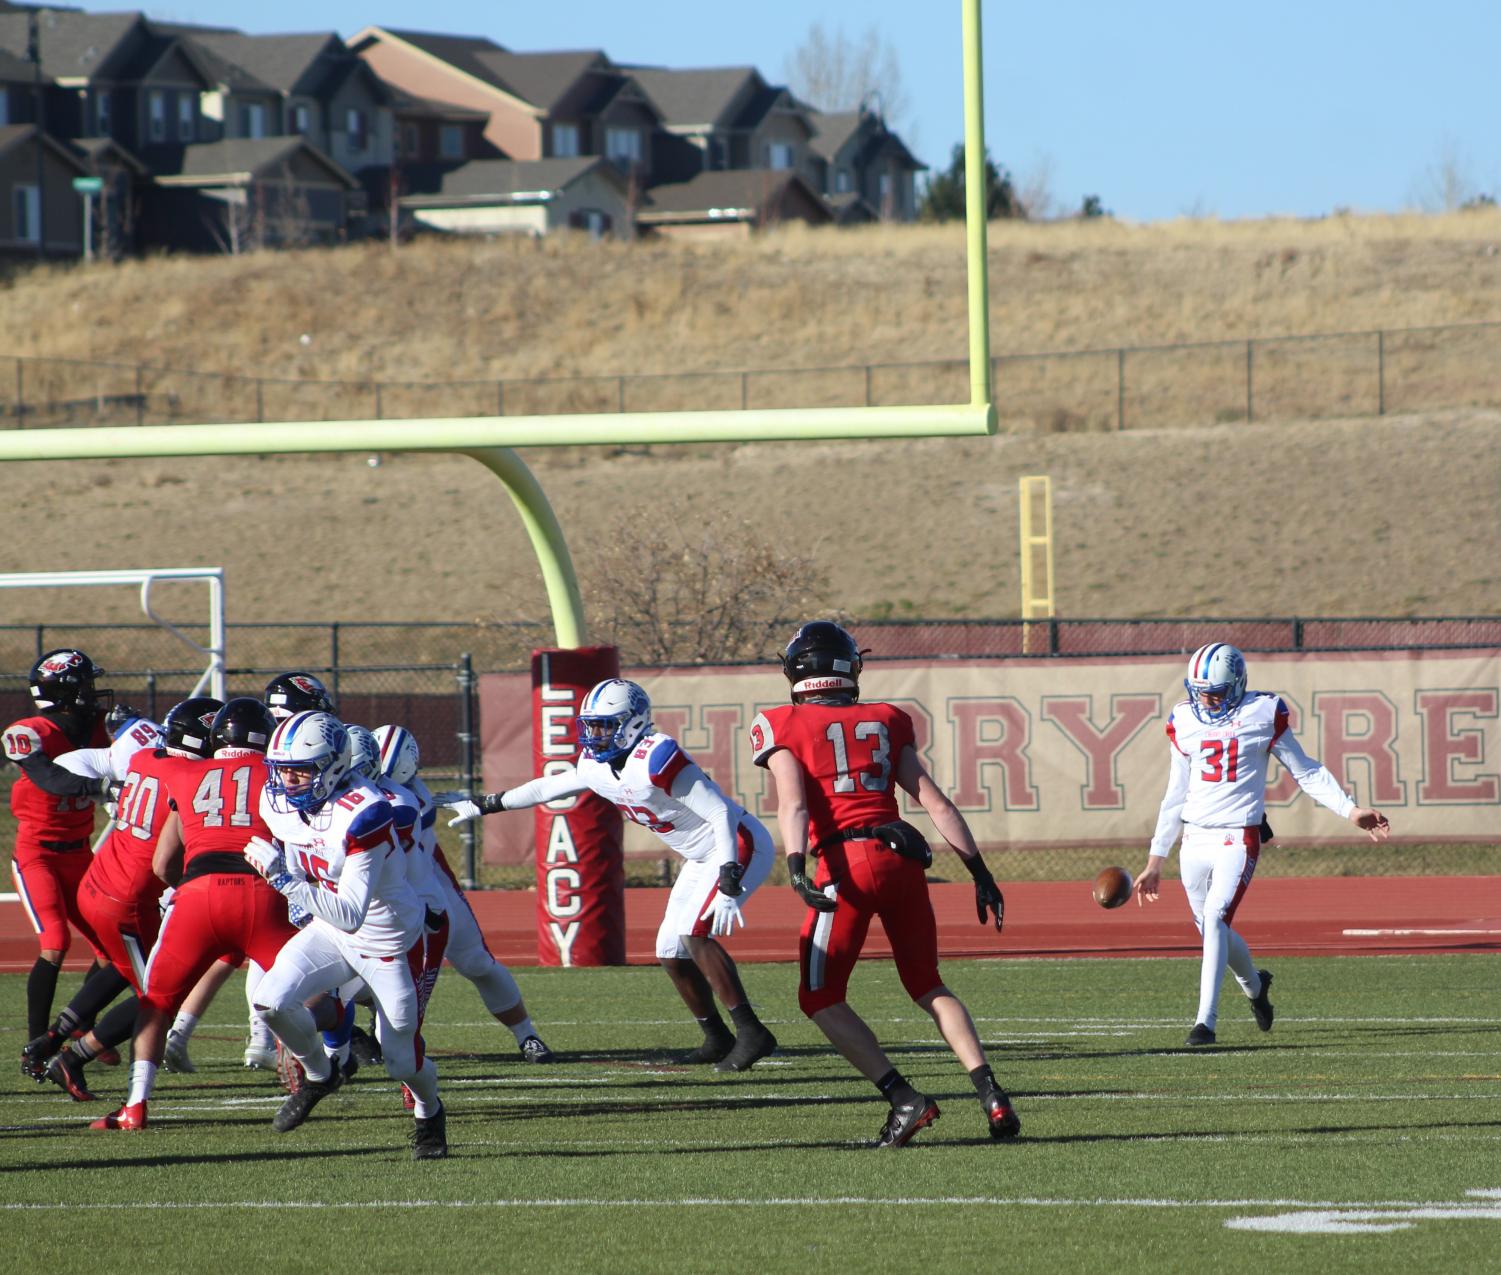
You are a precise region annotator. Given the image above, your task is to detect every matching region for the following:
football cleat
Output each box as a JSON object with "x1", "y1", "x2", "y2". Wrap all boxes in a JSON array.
[
  {"x1": 1249, "y1": 969, "x2": 1275, "y2": 1032},
  {"x1": 1186, "y1": 1023, "x2": 1217, "y2": 1046},
  {"x1": 45, "y1": 1050, "x2": 98, "y2": 1102},
  {"x1": 243, "y1": 1038, "x2": 278, "y2": 1070},
  {"x1": 275, "y1": 1040, "x2": 307, "y2": 1093},
  {"x1": 163, "y1": 1030, "x2": 197, "y2": 1074},
  {"x1": 349, "y1": 1024, "x2": 383, "y2": 1067},
  {"x1": 20, "y1": 1030, "x2": 63, "y2": 1082},
  {"x1": 94, "y1": 1046, "x2": 121, "y2": 1067},
  {"x1": 412, "y1": 1102, "x2": 449, "y2": 1161},
  {"x1": 90, "y1": 1100, "x2": 147, "y2": 1131},
  {"x1": 981, "y1": 1084, "x2": 1022, "y2": 1140},
  {"x1": 683, "y1": 1029, "x2": 735, "y2": 1065},
  {"x1": 713, "y1": 1025, "x2": 778, "y2": 1073},
  {"x1": 519, "y1": 1035, "x2": 555, "y2": 1065},
  {"x1": 271, "y1": 1065, "x2": 341, "y2": 1133},
  {"x1": 875, "y1": 1095, "x2": 941, "y2": 1149}
]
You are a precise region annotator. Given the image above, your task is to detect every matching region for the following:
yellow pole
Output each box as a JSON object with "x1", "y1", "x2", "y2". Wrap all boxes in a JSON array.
[{"x1": 962, "y1": 0, "x2": 993, "y2": 410}]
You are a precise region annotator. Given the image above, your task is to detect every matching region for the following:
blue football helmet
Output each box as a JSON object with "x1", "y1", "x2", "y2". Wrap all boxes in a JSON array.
[
  {"x1": 265, "y1": 711, "x2": 352, "y2": 813},
  {"x1": 577, "y1": 679, "x2": 653, "y2": 762},
  {"x1": 1184, "y1": 643, "x2": 1248, "y2": 723}
]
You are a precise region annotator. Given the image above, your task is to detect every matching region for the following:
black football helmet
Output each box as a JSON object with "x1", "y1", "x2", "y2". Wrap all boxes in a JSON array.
[
  {"x1": 162, "y1": 697, "x2": 224, "y2": 759},
  {"x1": 262, "y1": 671, "x2": 335, "y2": 721},
  {"x1": 28, "y1": 649, "x2": 110, "y2": 714},
  {"x1": 211, "y1": 698, "x2": 277, "y2": 753},
  {"x1": 780, "y1": 621, "x2": 865, "y2": 703}
]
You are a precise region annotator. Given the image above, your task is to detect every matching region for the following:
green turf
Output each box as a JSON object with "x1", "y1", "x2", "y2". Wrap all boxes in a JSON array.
[{"x1": 3, "y1": 954, "x2": 1500, "y2": 1273}]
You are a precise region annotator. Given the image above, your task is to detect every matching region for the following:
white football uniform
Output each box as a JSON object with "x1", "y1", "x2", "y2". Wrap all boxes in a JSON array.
[{"x1": 500, "y1": 732, "x2": 774, "y2": 959}]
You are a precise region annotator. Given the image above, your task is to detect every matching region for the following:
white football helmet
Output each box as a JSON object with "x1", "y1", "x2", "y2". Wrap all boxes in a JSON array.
[
  {"x1": 344, "y1": 724, "x2": 381, "y2": 782},
  {"x1": 265, "y1": 711, "x2": 352, "y2": 813},
  {"x1": 373, "y1": 724, "x2": 419, "y2": 786},
  {"x1": 577, "y1": 679, "x2": 653, "y2": 762},
  {"x1": 1184, "y1": 643, "x2": 1248, "y2": 723}
]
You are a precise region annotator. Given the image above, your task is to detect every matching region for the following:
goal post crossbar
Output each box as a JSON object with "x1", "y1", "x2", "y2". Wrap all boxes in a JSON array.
[{"x1": 0, "y1": 568, "x2": 226, "y2": 699}]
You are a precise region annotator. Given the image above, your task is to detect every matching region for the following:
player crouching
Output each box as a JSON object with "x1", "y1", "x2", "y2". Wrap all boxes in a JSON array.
[{"x1": 248, "y1": 711, "x2": 448, "y2": 1160}]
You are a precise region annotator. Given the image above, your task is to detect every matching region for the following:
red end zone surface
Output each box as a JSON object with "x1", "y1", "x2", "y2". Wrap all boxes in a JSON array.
[{"x1": 3, "y1": 876, "x2": 1494, "y2": 971}]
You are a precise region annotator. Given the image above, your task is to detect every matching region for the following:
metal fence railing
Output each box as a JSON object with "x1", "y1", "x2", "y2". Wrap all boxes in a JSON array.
[{"x1": 5, "y1": 319, "x2": 1501, "y2": 432}]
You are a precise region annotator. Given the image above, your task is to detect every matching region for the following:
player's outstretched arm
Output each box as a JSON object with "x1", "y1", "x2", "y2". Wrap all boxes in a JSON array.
[{"x1": 1350, "y1": 806, "x2": 1391, "y2": 841}]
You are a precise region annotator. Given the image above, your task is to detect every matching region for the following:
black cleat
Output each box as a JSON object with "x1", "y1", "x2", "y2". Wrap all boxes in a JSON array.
[
  {"x1": 981, "y1": 1084, "x2": 1021, "y2": 1139},
  {"x1": 713, "y1": 1025, "x2": 778, "y2": 1073},
  {"x1": 412, "y1": 1102, "x2": 449, "y2": 1160},
  {"x1": 45, "y1": 1049, "x2": 98, "y2": 1102},
  {"x1": 519, "y1": 1035, "x2": 555, "y2": 1064},
  {"x1": 349, "y1": 1025, "x2": 382, "y2": 1067},
  {"x1": 683, "y1": 1030, "x2": 735, "y2": 1065},
  {"x1": 271, "y1": 1064, "x2": 342, "y2": 1132},
  {"x1": 1186, "y1": 1023, "x2": 1216, "y2": 1046},
  {"x1": 20, "y1": 1030, "x2": 63, "y2": 1082},
  {"x1": 876, "y1": 1095, "x2": 941, "y2": 1148},
  {"x1": 1249, "y1": 969, "x2": 1275, "y2": 1032}
]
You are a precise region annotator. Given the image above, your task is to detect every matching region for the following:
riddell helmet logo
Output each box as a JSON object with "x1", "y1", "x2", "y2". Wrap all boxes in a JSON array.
[{"x1": 794, "y1": 675, "x2": 855, "y2": 692}]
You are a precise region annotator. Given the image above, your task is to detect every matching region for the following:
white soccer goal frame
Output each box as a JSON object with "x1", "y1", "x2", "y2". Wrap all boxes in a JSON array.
[{"x1": 0, "y1": 568, "x2": 226, "y2": 699}]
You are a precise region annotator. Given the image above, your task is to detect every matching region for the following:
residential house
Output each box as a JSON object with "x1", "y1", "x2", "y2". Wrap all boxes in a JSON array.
[
  {"x1": 627, "y1": 65, "x2": 818, "y2": 189},
  {"x1": 69, "y1": 134, "x2": 149, "y2": 256},
  {"x1": 0, "y1": 122, "x2": 88, "y2": 260},
  {"x1": 398, "y1": 155, "x2": 630, "y2": 239},
  {"x1": 635, "y1": 168, "x2": 830, "y2": 240},
  {"x1": 807, "y1": 105, "x2": 924, "y2": 222},
  {"x1": 350, "y1": 28, "x2": 660, "y2": 189}
]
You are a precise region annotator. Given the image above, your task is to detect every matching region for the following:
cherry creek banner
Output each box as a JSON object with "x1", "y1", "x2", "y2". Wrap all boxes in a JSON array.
[{"x1": 478, "y1": 647, "x2": 1500, "y2": 863}]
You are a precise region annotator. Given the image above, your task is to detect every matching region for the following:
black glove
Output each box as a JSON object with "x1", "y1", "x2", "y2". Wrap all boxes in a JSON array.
[
  {"x1": 717, "y1": 861, "x2": 744, "y2": 898},
  {"x1": 96, "y1": 776, "x2": 122, "y2": 802},
  {"x1": 787, "y1": 852, "x2": 836, "y2": 913},
  {"x1": 964, "y1": 855, "x2": 1004, "y2": 931},
  {"x1": 875, "y1": 819, "x2": 932, "y2": 868}
]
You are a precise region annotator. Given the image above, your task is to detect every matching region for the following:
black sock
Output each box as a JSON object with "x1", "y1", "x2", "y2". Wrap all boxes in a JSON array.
[
  {"x1": 876, "y1": 1068, "x2": 919, "y2": 1106},
  {"x1": 728, "y1": 1003, "x2": 761, "y2": 1032},
  {"x1": 68, "y1": 1037, "x2": 96, "y2": 1062},
  {"x1": 92, "y1": 997, "x2": 140, "y2": 1051},
  {"x1": 26, "y1": 958, "x2": 61, "y2": 1040},
  {"x1": 969, "y1": 1064, "x2": 997, "y2": 1096},
  {"x1": 696, "y1": 1013, "x2": 730, "y2": 1040}
]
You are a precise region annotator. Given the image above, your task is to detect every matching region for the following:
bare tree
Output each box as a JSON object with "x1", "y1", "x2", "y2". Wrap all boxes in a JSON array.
[
  {"x1": 1015, "y1": 152, "x2": 1059, "y2": 221},
  {"x1": 784, "y1": 22, "x2": 910, "y2": 133},
  {"x1": 1408, "y1": 135, "x2": 1488, "y2": 212}
]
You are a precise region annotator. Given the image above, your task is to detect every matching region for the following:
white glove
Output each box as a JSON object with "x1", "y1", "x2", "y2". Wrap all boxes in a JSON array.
[
  {"x1": 446, "y1": 799, "x2": 483, "y2": 827},
  {"x1": 700, "y1": 890, "x2": 746, "y2": 938},
  {"x1": 243, "y1": 835, "x2": 286, "y2": 882}
]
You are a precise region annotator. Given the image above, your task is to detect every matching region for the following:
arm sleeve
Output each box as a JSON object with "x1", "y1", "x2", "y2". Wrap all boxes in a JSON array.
[
  {"x1": 1272, "y1": 730, "x2": 1356, "y2": 819},
  {"x1": 1148, "y1": 746, "x2": 1192, "y2": 858},
  {"x1": 283, "y1": 842, "x2": 379, "y2": 933},
  {"x1": 499, "y1": 767, "x2": 590, "y2": 810},
  {"x1": 16, "y1": 752, "x2": 103, "y2": 798},
  {"x1": 669, "y1": 762, "x2": 740, "y2": 869}
]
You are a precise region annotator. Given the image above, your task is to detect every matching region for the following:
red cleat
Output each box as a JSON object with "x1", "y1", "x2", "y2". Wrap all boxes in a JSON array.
[
  {"x1": 95, "y1": 1047, "x2": 122, "y2": 1067},
  {"x1": 90, "y1": 1100, "x2": 148, "y2": 1131}
]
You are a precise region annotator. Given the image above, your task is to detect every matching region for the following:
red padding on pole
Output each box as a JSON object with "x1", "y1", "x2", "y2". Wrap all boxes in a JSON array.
[{"x1": 530, "y1": 647, "x2": 625, "y2": 966}]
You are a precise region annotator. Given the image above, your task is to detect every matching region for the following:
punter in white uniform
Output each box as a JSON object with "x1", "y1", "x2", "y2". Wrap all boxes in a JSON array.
[
  {"x1": 440, "y1": 679, "x2": 779, "y2": 1072},
  {"x1": 375, "y1": 724, "x2": 555, "y2": 1063},
  {"x1": 244, "y1": 710, "x2": 447, "y2": 1159},
  {"x1": 1134, "y1": 643, "x2": 1391, "y2": 1045}
]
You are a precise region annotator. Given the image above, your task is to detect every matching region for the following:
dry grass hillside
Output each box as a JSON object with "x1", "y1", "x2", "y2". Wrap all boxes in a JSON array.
[{"x1": 1, "y1": 213, "x2": 1499, "y2": 633}]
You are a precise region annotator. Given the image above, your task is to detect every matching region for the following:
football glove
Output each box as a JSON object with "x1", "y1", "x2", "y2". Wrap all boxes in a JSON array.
[
  {"x1": 435, "y1": 791, "x2": 505, "y2": 826},
  {"x1": 788, "y1": 852, "x2": 836, "y2": 914},
  {"x1": 875, "y1": 819, "x2": 933, "y2": 868},
  {"x1": 287, "y1": 899, "x2": 313, "y2": 929},
  {"x1": 245, "y1": 836, "x2": 296, "y2": 893},
  {"x1": 699, "y1": 890, "x2": 746, "y2": 938},
  {"x1": 964, "y1": 855, "x2": 1004, "y2": 931},
  {"x1": 717, "y1": 861, "x2": 745, "y2": 898}
]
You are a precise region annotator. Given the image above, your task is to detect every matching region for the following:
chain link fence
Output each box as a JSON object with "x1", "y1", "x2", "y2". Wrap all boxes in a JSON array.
[{"x1": 5, "y1": 319, "x2": 1501, "y2": 431}]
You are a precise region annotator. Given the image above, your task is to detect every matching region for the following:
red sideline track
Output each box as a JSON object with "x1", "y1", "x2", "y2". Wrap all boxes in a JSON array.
[{"x1": 3, "y1": 876, "x2": 1496, "y2": 972}]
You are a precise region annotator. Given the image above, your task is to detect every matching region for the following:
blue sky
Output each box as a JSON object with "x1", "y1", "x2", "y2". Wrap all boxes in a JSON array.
[{"x1": 94, "y1": 0, "x2": 1501, "y2": 221}]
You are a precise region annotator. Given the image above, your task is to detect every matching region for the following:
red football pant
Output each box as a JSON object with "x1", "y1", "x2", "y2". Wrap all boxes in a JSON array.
[
  {"x1": 77, "y1": 874, "x2": 164, "y2": 995},
  {"x1": 11, "y1": 850, "x2": 108, "y2": 960}
]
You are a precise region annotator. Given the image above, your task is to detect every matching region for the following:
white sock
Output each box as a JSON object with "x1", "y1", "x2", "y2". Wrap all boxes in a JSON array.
[
  {"x1": 170, "y1": 1011, "x2": 199, "y2": 1040},
  {"x1": 406, "y1": 1057, "x2": 440, "y2": 1118},
  {"x1": 1196, "y1": 916, "x2": 1232, "y2": 1029},
  {"x1": 508, "y1": 1016, "x2": 536, "y2": 1045},
  {"x1": 127, "y1": 1059, "x2": 156, "y2": 1105}
]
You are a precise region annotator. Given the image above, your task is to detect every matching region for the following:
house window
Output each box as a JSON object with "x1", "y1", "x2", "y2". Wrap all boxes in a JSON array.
[
  {"x1": 240, "y1": 103, "x2": 266, "y2": 139},
  {"x1": 439, "y1": 124, "x2": 463, "y2": 160},
  {"x1": 95, "y1": 89, "x2": 110, "y2": 135},
  {"x1": 570, "y1": 208, "x2": 610, "y2": 240},
  {"x1": 177, "y1": 94, "x2": 194, "y2": 141},
  {"x1": 148, "y1": 90, "x2": 166, "y2": 141},
  {"x1": 604, "y1": 127, "x2": 640, "y2": 167},
  {"x1": 835, "y1": 168, "x2": 851, "y2": 193},
  {"x1": 402, "y1": 122, "x2": 420, "y2": 157},
  {"x1": 878, "y1": 173, "x2": 892, "y2": 206},
  {"x1": 706, "y1": 136, "x2": 725, "y2": 170},
  {"x1": 347, "y1": 108, "x2": 367, "y2": 151},
  {"x1": 0, "y1": 91, "x2": 8, "y2": 127},
  {"x1": 766, "y1": 141, "x2": 794, "y2": 170},
  {"x1": 552, "y1": 122, "x2": 579, "y2": 157},
  {"x1": 13, "y1": 184, "x2": 39, "y2": 242},
  {"x1": 291, "y1": 103, "x2": 311, "y2": 135}
]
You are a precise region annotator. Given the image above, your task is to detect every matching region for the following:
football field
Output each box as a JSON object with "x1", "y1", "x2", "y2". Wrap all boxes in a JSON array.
[{"x1": 3, "y1": 953, "x2": 1500, "y2": 1274}]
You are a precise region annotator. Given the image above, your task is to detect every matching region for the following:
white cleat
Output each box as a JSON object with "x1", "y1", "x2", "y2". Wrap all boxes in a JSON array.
[
  {"x1": 163, "y1": 1030, "x2": 197, "y2": 1074},
  {"x1": 243, "y1": 1040, "x2": 278, "y2": 1070}
]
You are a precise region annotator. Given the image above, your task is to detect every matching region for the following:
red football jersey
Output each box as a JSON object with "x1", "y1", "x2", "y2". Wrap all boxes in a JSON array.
[
  {"x1": 87, "y1": 749, "x2": 201, "y2": 904},
  {"x1": 750, "y1": 700, "x2": 916, "y2": 845},
  {"x1": 3, "y1": 711, "x2": 109, "y2": 844},
  {"x1": 167, "y1": 752, "x2": 272, "y2": 867}
]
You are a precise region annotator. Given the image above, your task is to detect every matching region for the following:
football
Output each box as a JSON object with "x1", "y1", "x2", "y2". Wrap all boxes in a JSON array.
[{"x1": 1092, "y1": 865, "x2": 1133, "y2": 909}]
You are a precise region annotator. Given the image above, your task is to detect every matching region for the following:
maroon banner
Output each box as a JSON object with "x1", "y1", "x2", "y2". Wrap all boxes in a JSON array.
[{"x1": 531, "y1": 647, "x2": 625, "y2": 966}]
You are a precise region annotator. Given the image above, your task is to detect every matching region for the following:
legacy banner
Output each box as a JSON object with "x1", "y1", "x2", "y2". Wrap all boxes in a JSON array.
[{"x1": 478, "y1": 648, "x2": 1499, "y2": 859}]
